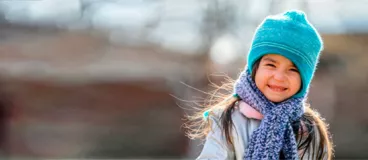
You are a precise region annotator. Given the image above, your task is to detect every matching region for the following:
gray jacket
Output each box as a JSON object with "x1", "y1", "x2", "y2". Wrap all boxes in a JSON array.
[{"x1": 197, "y1": 107, "x2": 322, "y2": 160}]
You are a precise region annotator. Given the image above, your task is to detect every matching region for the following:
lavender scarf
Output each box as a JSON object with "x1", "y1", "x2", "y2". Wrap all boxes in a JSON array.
[{"x1": 234, "y1": 70, "x2": 305, "y2": 160}]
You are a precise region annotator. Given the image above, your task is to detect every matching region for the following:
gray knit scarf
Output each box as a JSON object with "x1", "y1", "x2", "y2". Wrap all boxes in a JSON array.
[{"x1": 234, "y1": 70, "x2": 305, "y2": 160}]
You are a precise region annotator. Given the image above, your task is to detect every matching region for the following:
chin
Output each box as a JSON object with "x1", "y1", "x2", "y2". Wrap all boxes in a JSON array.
[{"x1": 265, "y1": 95, "x2": 287, "y2": 103}]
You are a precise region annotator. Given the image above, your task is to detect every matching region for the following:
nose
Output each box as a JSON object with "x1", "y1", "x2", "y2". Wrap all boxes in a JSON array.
[{"x1": 273, "y1": 70, "x2": 287, "y2": 81}]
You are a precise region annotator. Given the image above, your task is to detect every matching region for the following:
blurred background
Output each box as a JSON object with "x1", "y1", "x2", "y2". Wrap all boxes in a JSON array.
[{"x1": 0, "y1": 0, "x2": 367, "y2": 159}]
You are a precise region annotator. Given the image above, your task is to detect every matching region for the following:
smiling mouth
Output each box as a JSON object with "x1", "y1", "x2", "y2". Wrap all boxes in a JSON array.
[{"x1": 267, "y1": 85, "x2": 287, "y2": 92}]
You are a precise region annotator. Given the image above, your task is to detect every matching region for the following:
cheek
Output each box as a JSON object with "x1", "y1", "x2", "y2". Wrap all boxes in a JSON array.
[
  {"x1": 289, "y1": 75, "x2": 302, "y2": 91},
  {"x1": 254, "y1": 68, "x2": 271, "y2": 88}
]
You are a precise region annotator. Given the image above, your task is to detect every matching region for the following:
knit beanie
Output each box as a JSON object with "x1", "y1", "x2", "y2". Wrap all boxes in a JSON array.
[{"x1": 247, "y1": 10, "x2": 323, "y2": 97}]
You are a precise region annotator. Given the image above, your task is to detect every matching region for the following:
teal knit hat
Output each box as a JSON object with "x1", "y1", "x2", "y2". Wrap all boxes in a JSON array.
[{"x1": 247, "y1": 10, "x2": 323, "y2": 98}]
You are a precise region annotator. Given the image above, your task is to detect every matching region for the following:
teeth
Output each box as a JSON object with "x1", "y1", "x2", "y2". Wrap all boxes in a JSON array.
[{"x1": 269, "y1": 85, "x2": 286, "y2": 92}]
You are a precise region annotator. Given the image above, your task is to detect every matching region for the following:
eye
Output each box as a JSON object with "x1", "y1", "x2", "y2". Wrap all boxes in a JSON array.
[
  {"x1": 265, "y1": 63, "x2": 276, "y2": 67},
  {"x1": 290, "y1": 68, "x2": 299, "y2": 72}
]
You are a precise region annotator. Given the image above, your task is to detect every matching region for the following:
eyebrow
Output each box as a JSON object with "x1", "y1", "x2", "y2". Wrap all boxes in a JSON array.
[
  {"x1": 263, "y1": 57, "x2": 277, "y2": 63},
  {"x1": 263, "y1": 56, "x2": 297, "y2": 67}
]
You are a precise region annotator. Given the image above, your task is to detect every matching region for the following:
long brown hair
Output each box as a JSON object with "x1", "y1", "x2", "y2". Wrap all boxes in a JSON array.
[{"x1": 185, "y1": 59, "x2": 334, "y2": 159}]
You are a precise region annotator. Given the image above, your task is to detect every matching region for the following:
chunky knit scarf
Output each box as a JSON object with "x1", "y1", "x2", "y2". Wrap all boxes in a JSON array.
[{"x1": 234, "y1": 70, "x2": 305, "y2": 160}]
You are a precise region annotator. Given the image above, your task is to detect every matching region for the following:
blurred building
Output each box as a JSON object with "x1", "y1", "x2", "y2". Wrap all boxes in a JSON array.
[{"x1": 0, "y1": 24, "x2": 206, "y2": 158}]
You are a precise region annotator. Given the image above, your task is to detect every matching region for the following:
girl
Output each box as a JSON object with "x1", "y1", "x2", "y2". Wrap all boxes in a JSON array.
[{"x1": 185, "y1": 10, "x2": 333, "y2": 160}]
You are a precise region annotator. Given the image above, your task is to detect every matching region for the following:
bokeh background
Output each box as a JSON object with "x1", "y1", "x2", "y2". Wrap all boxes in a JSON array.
[{"x1": 0, "y1": 0, "x2": 367, "y2": 159}]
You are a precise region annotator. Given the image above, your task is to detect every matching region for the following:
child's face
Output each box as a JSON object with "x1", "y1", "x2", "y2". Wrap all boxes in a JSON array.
[{"x1": 254, "y1": 54, "x2": 301, "y2": 102}]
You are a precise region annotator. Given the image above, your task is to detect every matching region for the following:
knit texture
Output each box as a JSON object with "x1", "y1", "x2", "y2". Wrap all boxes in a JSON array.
[
  {"x1": 247, "y1": 10, "x2": 323, "y2": 97},
  {"x1": 234, "y1": 70, "x2": 305, "y2": 160}
]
